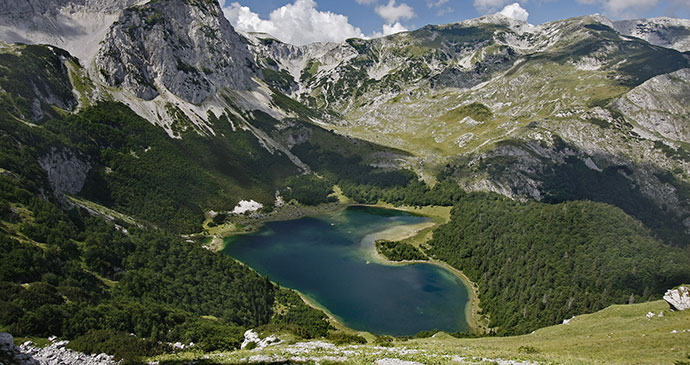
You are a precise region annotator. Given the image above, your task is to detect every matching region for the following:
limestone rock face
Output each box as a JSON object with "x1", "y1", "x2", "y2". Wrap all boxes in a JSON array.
[
  {"x1": 95, "y1": 0, "x2": 258, "y2": 104},
  {"x1": 664, "y1": 286, "x2": 690, "y2": 311},
  {"x1": 614, "y1": 68, "x2": 690, "y2": 143},
  {"x1": 19, "y1": 338, "x2": 116, "y2": 365},
  {"x1": 612, "y1": 17, "x2": 690, "y2": 52}
]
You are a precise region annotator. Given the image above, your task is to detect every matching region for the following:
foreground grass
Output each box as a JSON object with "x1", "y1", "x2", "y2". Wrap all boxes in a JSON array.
[
  {"x1": 150, "y1": 300, "x2": 689, "y2": 364},
  {"x1": 426, "y1": 300, "x2": 690, "y2": 364}
]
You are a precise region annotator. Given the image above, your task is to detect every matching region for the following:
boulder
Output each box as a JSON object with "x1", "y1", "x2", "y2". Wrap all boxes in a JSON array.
[{"x1": 663, "y1": 285, "x2": 690, "y2": 311}]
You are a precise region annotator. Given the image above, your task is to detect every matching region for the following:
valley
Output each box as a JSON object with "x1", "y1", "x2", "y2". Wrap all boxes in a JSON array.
[{"x1": 1, "y1": 0, "x2": 690, "y2": 363}]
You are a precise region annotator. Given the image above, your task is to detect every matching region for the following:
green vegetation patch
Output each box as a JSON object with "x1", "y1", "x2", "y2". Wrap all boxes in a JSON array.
[
  {"x1": 262, "y1": 68, "x2": 295, "y2": 92},
  {"x1": 438, "y1": 102, "x2": 493, "y2": 123},
  {"x1": 270, "y1": 290, "x2": 331, "y2": 339},
  {"x1": 0, "y1": 44, "x2": 77, "y2": 121},
  {"x1": 281, "y1": 174, "x2": 336, "y2": 206},
  {"x1": 376, "y1": 239, "x2": 427, "y2": 261},
  {"x1": 67, "y1": 329, "x2": 167, "y2": 363},
  {"x1": 0, "y1": 171, "x2": 332, "y2": 360}
]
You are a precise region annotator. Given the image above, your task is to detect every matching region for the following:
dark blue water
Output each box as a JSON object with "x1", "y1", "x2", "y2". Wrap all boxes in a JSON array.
[{"x1": 223, "y1": 206, "x2": 470, "y2": 336}]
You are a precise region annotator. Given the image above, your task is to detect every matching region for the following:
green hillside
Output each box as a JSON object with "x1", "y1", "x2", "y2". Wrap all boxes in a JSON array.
[{"x1": 151, "y1": 300, "x2": 690, "y2": 364}]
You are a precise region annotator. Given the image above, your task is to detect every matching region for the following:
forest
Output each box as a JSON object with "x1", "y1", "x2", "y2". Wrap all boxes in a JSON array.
[
  {"x1": 0, "y1": 138, "x2": 329, "y2": 362},
  {"x1": 426, "y1": 193, "x2": 690, "y2": 335},
  {"x1": 376, "y1": 240, "x2": 428, "y2": 261}
]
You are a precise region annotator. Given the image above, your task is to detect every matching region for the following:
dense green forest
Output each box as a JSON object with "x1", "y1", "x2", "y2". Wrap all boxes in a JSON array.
[
  {"x1": 0, "y1": 172, "x2": 329, "y2": 361},
  {"x1": 426, "y1": 194, "x2": 690, "y2": 335},
  {"x1": 376, "y1": 240, "x2": 428, "y2": 261},
  {"x1": 49, "y1": 102, "x2": 300, "y2": 232}
]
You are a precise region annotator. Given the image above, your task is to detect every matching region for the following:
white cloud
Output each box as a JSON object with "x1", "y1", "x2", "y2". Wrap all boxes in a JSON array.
[
  {"x1": 355, "y1": 0, "x2": 378, "y2": 4},
  {"x1": 474, "y1": 0, "x2": 518, "y2": 13},
  {"x1": 427, "y1": 0, "x2": 449, "y2": 8},
  {"x1": 375, "y1": 0, "x2": 415, "y2": 24},
  {"x1": 498, "y1": 2, "x2": 529, "y2": 21},
  {"x1": 427, "y1": 0, "x2": 452, "y2": 16},
  {"x1": 665, "y1": 0, "x2": 690, "y2": 17},
  {"x1": 436, "y1": 7, "x2": 453, "y2": 16},
  {"x1": 382, "y1": 22, "x2": 409, "y2": 35},
  {"x1": 223, "y1": 0, "x2": 365, "y2": 45},
  {"x1": 575, "y1": 0, "x2": 658, "y2": 17},
  {"x1": 370, "y1": 21, "x2": 409, "y2": 38}
]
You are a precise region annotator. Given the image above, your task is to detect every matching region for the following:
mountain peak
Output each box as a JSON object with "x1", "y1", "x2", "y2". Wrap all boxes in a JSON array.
[{"x1": 95, "y1": 0, "x2": 258, "y2": 104}]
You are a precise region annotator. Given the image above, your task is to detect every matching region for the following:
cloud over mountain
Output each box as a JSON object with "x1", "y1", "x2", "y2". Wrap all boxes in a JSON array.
[{"x1": 223, "y1": 0, "x2": 364, "y2": 45}]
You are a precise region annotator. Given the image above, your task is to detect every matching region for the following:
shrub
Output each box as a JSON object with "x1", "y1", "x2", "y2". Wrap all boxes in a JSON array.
[
  {"x1": 67, "y1": 329, "x2": 167, "y2": 362},
  {"x1": 327, "y1": 332, "x2": 367, "y2": 345}
]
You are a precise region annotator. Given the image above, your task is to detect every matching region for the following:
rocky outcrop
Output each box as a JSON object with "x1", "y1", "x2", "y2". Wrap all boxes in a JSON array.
[
  {"x1": 38, "y1": 148, "x2": 91, "y2": 197},
  {"x1": 612, "y1": 17, "x2": 690, "y2": 52},
  {"x1": 614, "y1": 68, "x2": 690, "y2": 143},
  {"x1": 1, "y1": 333, "x2": 116, "y2": 365},
  {"x1": 19, "y1": 339, "x2": 115, "y2": 365},
  {"x1": 96, "y1": 0, "x2": 257, "y2": 104},
  {"x1": 241, "y1": 329, "x2": 281, "y2": 350},
  {"x1": 664, "y1": 285, "x2": 690, "y2": 311},
  {"x1": 0, "y1": 333, "x2": 39, "y2": 365}
]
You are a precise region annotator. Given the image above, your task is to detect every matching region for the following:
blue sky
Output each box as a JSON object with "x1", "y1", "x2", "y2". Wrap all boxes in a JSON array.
[{"x1": 222, "y1": 0, "x2": 690, "y2": 45}]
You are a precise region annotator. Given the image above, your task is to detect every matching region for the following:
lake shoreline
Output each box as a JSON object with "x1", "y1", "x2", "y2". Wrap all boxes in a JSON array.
[
  {"x1": 211, "y1": 201, "x2": 486, "y2": 335},
  {"x1": 367, "y1": 225, "x2": 485, "y2": 334}
]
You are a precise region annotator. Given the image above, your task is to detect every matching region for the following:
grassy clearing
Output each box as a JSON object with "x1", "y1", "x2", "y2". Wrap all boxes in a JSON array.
[
  {"x1": 12, "y1": 336, "x2": 52, "y2": 348},
  {"x1": 437, "y1": 102, "x2": 493, "y2": 124}
]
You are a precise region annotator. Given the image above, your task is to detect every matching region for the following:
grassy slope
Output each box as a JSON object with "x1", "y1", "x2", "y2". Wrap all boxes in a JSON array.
[
  {"x1": 152, "y1": 300, "x2": 690, "y2": 364},
  {"x1": 455, "y1": 300, "x2": 690, "y2": 364}
]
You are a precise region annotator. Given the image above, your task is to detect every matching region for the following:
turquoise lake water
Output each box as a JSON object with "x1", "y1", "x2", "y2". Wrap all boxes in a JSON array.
[{"x1": 223, "y1": 206, "x2": 470, "y2": 336}]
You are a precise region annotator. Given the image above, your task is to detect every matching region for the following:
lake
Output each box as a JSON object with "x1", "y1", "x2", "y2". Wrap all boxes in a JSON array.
[{"x1": 223, "y1": 206, "x2": 471, "y2": 336}]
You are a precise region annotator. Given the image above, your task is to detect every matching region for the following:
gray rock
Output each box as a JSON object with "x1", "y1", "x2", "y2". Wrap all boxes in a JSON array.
[
  {"x1": 96, "y1": 0, "x2": 257, "y2": 104},
  {"x1": 0, "y1": 333, "x2": 39, "y2": 365},
  {"x1": 611, "y1": 17, "x2": 690, "y2": 52},
  {"x1": 18, "y1": 337, "x2": 116, "y2": 365},
  {"x1": 0, "y1": 0, "x2": 138, "y2": 62},
  {"x1": 614, "y1": 68, "x2": 690, "y2": 143},
  {"x1": 664, "y1": 286, "x2": 690, "y2": 311},
  {"x1": 38, "y1": 147, "x2": 91, "y2": 197}
]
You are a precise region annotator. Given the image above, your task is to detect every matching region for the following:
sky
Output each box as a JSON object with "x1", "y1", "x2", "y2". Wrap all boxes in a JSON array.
[{"x1": 222, "y1": 0, "x2": 690, "y2": 45}]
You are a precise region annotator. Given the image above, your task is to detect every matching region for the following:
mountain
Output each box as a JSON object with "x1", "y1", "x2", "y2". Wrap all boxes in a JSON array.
[
  {"x1": 1, "y1": 0, "x2": 690, "y2": 362},
  {"x1": 610, "y1": 16, "x2": 690, "y2": 52},
  {"x1": 249, "y1": 14, "x2": 690, "y2": 245}
]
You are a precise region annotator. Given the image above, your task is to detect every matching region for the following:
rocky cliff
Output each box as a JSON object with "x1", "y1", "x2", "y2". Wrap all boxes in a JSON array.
[
  {"x1": 95, "y1": 0, "x2": 258, "y2": 104},
  {"x1": 0, "y1": 0, "x2": 139, "y2": 63}
]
